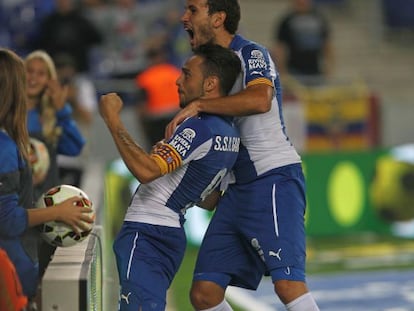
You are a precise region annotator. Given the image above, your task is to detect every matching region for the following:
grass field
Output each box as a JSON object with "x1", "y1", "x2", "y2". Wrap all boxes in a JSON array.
[{"x1": 169, "y1": 233, "x2": 414, "y2": 310}]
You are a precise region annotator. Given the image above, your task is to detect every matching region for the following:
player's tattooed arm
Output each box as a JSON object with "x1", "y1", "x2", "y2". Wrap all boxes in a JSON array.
[
  {"x1": 116, "y1": 127, "x2": 140, "y2": 150},
  {"x1": 114, "y1": 127, "x2": 163, "y2": 183},
  {"x1": 99, "y1": 93, "x2": 162, "y2": 183}
]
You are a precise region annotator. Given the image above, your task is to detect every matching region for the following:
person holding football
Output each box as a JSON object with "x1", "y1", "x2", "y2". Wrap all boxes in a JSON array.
[
  {"x1": 0, "y1": 48, "x2": 94, "y2": 305},
  {"x1": 24, "y1": 50, "x2": 87, "y2": 309}
]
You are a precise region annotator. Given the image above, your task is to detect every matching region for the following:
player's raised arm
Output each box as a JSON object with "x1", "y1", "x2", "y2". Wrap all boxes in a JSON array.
[{"x1": 99, "y1": 93, "x2": 164, "y2": 184}]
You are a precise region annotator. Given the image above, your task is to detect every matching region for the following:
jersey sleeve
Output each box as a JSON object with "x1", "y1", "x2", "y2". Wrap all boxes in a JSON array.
[
  {"x1": 151, "y1": 117, "x2": 213, "y2": 175},
  {"x1": 240, "y1": 43, "x2": 274, "y2": 88},
  {"x1": 0, "y1": 136, "x2": 29, "y2": 238}
]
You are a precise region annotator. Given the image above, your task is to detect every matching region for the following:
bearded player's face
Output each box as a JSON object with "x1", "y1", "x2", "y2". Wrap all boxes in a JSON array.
[
  {"x1": 176, "y1": 55, "x2": 205, "y2": 108},
  {"x1": 181, "y1": 0, "x2": 217, "y2": 50}
]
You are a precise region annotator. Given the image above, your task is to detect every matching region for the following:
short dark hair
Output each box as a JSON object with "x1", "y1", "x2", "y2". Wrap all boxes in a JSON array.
[
  {"x1": 194, "y1": 44, "x2": 241, "y2": 96},
  {"x1": 207, "y1": 0, "x2": 240, "y2": 34}
]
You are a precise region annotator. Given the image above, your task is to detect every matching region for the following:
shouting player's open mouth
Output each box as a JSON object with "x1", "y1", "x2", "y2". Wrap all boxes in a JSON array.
[
  {"x1": 184, "y1": 26, "x2": 195, "y2": 48},
  {"x1": 183, "y1": 18, "x2": 215, "y2": 50}
]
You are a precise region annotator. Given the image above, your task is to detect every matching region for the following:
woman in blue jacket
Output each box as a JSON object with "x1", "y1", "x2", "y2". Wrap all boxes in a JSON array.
[
  {"x1": 24, "y1": 50, "x2": 87, "y2": 298},
  {"x1": 25, "y1": 50, "x2": 85, "y2": 199},
  {"x1": 0, "y1": 48, "x2": 94, "y2": 301}
]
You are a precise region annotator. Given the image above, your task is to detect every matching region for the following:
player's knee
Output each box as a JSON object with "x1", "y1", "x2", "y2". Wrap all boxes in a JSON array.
[
  {"x1": 274, "y1": 280, "x2": 308, "y2": 304},
  {"x1": 190, "y1": 280, "x2": 225, "y2": 309}
]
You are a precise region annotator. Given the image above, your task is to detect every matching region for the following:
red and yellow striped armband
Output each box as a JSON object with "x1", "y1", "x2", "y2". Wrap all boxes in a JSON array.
[{"x1": 150, "y1": 143, "x2": 183, "y2": 175}]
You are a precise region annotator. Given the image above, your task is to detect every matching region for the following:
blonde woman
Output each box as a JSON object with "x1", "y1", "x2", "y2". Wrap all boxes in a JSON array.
[
  {"x1": 0, "y1": 48, "x2": 94, "y2": 303},
  {"x1": 25, "y1": 50, "x2": 85, "y2": 197},
  {"x1": 25, "y1": 50, "x2": 86, "y2": 294}
]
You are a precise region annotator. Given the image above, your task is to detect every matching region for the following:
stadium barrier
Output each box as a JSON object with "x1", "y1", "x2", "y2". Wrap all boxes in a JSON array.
[{"x1": 41, "y1": 227, "x2": 103, "y2": 311}]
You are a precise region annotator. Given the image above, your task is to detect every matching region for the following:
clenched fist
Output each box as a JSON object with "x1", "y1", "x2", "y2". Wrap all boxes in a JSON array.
[{"x1": 99, "y1": 93, "x2": 124, "y2": 125}]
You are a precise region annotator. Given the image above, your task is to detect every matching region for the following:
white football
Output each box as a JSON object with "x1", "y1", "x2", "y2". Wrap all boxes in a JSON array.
[{"x1": 36, "y1": 185, "x2": 95, "y2": 247}]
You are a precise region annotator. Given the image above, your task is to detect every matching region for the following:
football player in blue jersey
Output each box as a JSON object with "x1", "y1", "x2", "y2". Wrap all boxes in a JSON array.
[
  {"x1": 99, "y1": 44, "x2": 241, "y2": 311},
  {"x1": 165, "y1": 1, "x2": 320, "y2": 310},
  {"x1": 0, "y1": 48, "x2": 94, "y2": 302}
]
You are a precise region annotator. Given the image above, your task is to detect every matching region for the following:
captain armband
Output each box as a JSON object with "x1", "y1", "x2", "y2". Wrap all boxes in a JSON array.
[{"x1": 150, "y1": 143, "x2": 183, "y2": 175}]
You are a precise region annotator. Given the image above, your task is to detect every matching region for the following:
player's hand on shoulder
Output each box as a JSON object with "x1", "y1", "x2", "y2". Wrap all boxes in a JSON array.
[{"x1": 165, "y1": 101, "x2": 200, "y2": 139}]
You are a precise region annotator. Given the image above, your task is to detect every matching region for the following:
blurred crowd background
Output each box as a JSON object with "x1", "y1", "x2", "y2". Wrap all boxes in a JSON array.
[
  {"x1": 1, "y1": 0, "x2": 413, "y2": 150},
  {"x1": 0, "y1": 0, "x2": 190, "y2": 76}
]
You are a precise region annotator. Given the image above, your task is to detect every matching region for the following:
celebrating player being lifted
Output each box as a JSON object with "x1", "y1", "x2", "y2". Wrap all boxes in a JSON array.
[
  {"x1": 99, "y1": 44, "x2": 241, "y2": 311},
  {"x1": 165, "y1": 1, "x2": 320, "y2": 310}
]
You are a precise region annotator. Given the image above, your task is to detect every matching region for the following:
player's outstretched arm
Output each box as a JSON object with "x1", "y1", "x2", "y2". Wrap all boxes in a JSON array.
[{"x1": 99, "y1": 93, "x2": 163, "y2": 184}]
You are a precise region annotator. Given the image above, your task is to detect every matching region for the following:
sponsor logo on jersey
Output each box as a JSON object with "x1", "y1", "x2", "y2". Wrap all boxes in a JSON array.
[
  {"x1": 214, "y1": 136, "x2": 240, "y2": 152},
  {"x1": 169, "y1": 128, "x2": 196, "y2": 157},
  {"x1": 248, "y1": 49, "x2": 267, "y2": 71},
  {"x1": 180, "y1": 128, "x2": 196, "y2": 143},
  {"x1": 169, "y1": 138, "x2": 189, "y2": 157},
  {"x1": 251, "y1": 49, "x2": 264, "y2": 59}
]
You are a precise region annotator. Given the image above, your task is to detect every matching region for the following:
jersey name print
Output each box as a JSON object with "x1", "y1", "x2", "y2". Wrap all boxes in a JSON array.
[
  {"x1": 169, "y1": 127, "x2": 195, "y2": 158},
  {"x1": 214, "y1": 136, "x2": 240, "y2": 152}
]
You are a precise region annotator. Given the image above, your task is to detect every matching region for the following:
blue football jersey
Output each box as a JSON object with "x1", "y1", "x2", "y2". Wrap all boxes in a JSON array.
[
  {"x1": 124, "y1": 113, "x2": 240, "y2": 227},
  {"x1": 229, "y1": 34, "x2": 301, "y2": 184}
]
